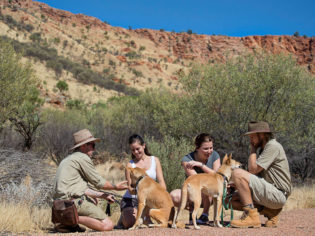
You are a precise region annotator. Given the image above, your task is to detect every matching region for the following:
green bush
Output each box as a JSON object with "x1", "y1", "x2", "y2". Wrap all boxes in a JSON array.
[
  {"x1": 125, "y1": 51, "x2": 140, "y2": 59},
  {"x1": 147, "y1": 136, "x2": 192, "y2": 191},
  {"x1": 56, "y1": 80, "x2": 68, "y2": 92},
  {"x1": 0, "y1": 39, "x2": 37, "y2": 125},
  {"x1": 0, "y1": 39, "x2": 42, "y2": 150},
  {"x1": 29, "y1": 32, "x2": 41, "y2": 43},
  {"x1": 36, "y1": 109, "x2": 88, "y2": 164}
]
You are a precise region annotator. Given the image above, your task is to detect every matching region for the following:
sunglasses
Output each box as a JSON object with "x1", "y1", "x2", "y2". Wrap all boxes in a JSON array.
[{"x1": 87, "y1": 142, "x2": 95, "y2": 148}]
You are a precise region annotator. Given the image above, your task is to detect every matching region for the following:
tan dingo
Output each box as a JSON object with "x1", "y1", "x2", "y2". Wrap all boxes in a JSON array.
[
  {"x1": 172, "y1": 154, "x2": 241, "y2": 229},
  {"x1": 127, "y1": 167, "x2": 184, "y2": 230}
]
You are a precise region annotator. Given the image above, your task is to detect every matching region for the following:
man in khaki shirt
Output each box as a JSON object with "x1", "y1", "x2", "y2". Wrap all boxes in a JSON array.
[
  {"x1": 229, "y1": 121, "x2": 292, "y2": 228},
  {"x1": 54, "y1": 129, "x2": 127, "y2": 232}
]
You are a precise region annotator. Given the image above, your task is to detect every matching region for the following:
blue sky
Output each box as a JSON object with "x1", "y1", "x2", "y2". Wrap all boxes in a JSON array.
[{"x1": 37, "y1": 0, "x2": 315, "y2": 37}]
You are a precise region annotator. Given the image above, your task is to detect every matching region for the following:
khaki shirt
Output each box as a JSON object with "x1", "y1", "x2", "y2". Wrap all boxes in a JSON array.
[
  {"x1": 256, "y1": 139, "x2": 292, "y2": 196},
  {"x1": 53, "y1": 152, "x2": 106, "y2": 199}
]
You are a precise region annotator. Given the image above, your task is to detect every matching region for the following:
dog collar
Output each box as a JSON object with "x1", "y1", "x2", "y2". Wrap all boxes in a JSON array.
[
  {"x1": 135, "y1": 175, "x2": 146, "y2": 190},
  {"x1": 217, "y1": 172, "x2": 228, "y2": 182}
]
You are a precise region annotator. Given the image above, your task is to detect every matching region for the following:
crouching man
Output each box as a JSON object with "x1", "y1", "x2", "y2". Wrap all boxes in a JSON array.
[
  {"x1": 230, "y1": 121, "x2": 292, "y2": 228},
  {"x1": 53, "y1": 129, "x2": 127, "y2": 232}
]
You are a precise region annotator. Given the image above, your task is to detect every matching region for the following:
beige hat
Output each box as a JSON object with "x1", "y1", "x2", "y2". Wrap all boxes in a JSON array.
[
  {"x1": 244, "y1": 121, "x2": 273, "y2": 136},
  {"x1": 70, "y1": 129, "x2": 101, "y2": 150}
]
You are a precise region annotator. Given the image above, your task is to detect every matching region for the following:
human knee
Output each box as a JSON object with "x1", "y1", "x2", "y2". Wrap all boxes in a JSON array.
[
  {"x1": 121, "y1": 208, "x2": 136, "y2": 228},
  {"x1": 232, "y1": 168, "x2": 248, "y2": 182},
  {"x1": 100, "y1": 218, "x2": 114, "y2": 231},
  {"x1": 170, "y1": 189, "x2": 181, "y2": 204}
]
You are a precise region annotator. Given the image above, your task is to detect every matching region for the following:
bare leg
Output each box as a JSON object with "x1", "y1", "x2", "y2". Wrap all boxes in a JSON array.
[
  {"x1": 201, "y1": 194, "x2": 211, "y2": 214},
  {"x1": 121, "y1": 207, "x2": 137, "y2": 229},
  {"x1": 170, "y1": 189, "x2": 181, "y2": 207},
  {"x1": 78, "y1": 216, "x2": 113, "y2": 231},
  {"x1": 231, "y1": 168, "x2": 253, "y2": 206}
]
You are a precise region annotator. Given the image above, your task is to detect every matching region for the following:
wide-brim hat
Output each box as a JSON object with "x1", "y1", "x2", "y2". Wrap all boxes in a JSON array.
[
  {"x1": 70, "y1": 129, "x2": 100, "y2": 150},
  {"x1": 244, "y1": 121, "x2": 274, "y2": 136}
]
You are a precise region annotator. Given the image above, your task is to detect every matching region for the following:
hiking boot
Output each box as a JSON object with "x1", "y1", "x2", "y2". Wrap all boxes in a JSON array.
[
  {"x1": 231, "y1": 207, "x2": 261, "y2": 228},
  {"x1": 260, "y1": 207, "x2": 282, "y2": 227},
  {"x1": 55, "y1": 224, "x2": 86, "y2": 233},
  {"x1": 196, "y1": 214, "x2": 209, "y2": 225}
]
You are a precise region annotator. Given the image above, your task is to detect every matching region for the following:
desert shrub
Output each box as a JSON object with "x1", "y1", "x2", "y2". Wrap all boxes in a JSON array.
[
  {"x1": 0, "y1": 175, "x2": 52, "y2": 233},
  {"x1": 125, "y1": 50, "x2": 140, "y2": 59},
  {"x1": 0, "y1": 126, "x2": 24, "y2": 149},
  {"x1": 24, "y1": 23, "x2": 34, "y2": 32},
  {"x1": 147, "y1": 136, "x2": 192, "y2": 191},
  {"x1": 46, "y1": 59, "x2": 63, "y2": 76},
  {"x1": 132, "y1": 68, "x2": 143, "y2": 77},
  {"x1": 36, "y1": 109, "x2": 88, "y2": 164},
  {"x1": 9, "y1": 86, "x2": 43, "y2": 150},
  {"x1": 66, "y1": 99, "x2": 85, "y2": 110},
  {"x1": 88, "y1": 94, "x2": 162, "y2": 156},
  {"x1": 178, "y1": 53, "x2": 315, "y2": 169},
  {"x1": 0, "y1": 39, "x2": 39, "y2": 129},
  {"x1": 56, "y1": 80, "x2": 68, "y2": 92},
  {"x1": 29, "y1": 32, "x2": 41, "y2": 43}
]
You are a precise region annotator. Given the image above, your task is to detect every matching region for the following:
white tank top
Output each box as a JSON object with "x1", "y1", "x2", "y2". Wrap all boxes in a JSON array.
[{"x1": 123, "y1": 156, "x2": 157, "y2": 198}]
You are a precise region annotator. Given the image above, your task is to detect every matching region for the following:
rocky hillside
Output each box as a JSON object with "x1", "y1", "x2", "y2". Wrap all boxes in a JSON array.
[{"x1": 0, "y1": 0, "x2": 314, "y2": 106}]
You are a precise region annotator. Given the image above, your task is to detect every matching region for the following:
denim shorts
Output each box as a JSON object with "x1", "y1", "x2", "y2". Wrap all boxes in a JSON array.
[
  {"x1": 249, "y1": 174, "x2": 287, "y2": 209},
  {"x1": 120, "y1": 197, "x2": 138, "y2": 211}
]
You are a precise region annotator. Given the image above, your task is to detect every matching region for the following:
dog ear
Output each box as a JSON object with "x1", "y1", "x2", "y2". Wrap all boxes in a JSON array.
[
  {"x1": 222, "y1": 154, "x2": 228, "y2": 164},
  {"x1": 226, "y1": 153, "x2": 232, "y2": 165}
]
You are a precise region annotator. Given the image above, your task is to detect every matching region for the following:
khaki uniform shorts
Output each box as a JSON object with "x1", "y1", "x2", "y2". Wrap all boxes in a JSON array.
[
  {"x1": 73, "y1": 195, "x2": 107, "y2": 220},
  {"x1": 249, "y1": 174, "x2": 286, "y2": 209}
]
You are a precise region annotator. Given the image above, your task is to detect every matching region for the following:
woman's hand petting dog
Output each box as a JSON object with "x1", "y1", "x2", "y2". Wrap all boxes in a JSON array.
[{"x1": 186, "y1": 161, "x2": 203, "y2": 169}]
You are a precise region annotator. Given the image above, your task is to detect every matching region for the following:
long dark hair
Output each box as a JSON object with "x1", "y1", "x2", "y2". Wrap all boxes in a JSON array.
[
  {"x1": 128, "y1": 134, "x2": 151, "y2": 159},
  {"x1": 194, "y1": 133, "x2": 213, "y2": 150}
]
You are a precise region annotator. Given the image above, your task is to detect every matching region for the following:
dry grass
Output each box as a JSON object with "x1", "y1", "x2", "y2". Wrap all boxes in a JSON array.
[
  {"x1": 284, "y1": 183, "x2": 315, "y2": 211},
  {"x1": 1, "y1": 161, "x2": 314, "y2": 233},
  {"x1": 0, "y1": 201, "x2": 52, "y2": 233}
]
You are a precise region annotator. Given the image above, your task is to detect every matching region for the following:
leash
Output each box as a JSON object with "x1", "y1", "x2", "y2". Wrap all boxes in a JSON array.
[
  {"x1": 99, "y1": 190, "x2": 123, "y2": 216},
  {"x1": 220, "y1": 179, "x2": 234, "y2": 227}
]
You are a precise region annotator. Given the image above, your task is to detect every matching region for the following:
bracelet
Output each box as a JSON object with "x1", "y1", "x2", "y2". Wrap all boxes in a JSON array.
[
  {"x1": 201, "y1": 163, "x2": 204, "y2": 167},
  {"x1": 112, "y1": 183, "x2": 117, "y2": 189}
]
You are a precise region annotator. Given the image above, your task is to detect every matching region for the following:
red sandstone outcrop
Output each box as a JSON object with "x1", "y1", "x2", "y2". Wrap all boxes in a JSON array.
[{"x1": 1, "y1": 0, "x2": 314, "y2": 74}]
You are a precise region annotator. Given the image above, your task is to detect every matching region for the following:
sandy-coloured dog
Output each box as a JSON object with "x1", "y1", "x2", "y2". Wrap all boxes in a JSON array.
[
  {"x1": 172, "y1": 154, "x2": 241, "y2": 229},
  {"x1": 127, "y1": 167, "x2": 184, "y2": 230}
]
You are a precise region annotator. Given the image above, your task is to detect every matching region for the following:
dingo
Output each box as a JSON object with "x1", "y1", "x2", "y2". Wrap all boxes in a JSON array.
[
  {"x1": 172, "y1": 154, "x2": 241, "y2": 229},
  {"x1": 127, "y1": 167, "x2": 184, "y2": 230}
]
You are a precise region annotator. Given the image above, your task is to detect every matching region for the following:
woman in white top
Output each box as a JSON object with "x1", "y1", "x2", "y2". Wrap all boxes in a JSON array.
[{"x1": 118, "y1": 134, "x2": 167, "y2": 229}]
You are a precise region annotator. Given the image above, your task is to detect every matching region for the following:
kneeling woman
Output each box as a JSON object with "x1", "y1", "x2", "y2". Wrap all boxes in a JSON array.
[
  {"x1": 119, "y1": 134, "x2": 167, "y2": 229},
  {"x1": 170, "y1": 133, "x2": 221, "y2": 224}
]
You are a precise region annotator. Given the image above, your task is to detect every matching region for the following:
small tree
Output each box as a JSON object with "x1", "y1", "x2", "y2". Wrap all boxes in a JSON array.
[
  {"x1": 293, "y1": 31, "x2": 300, "y2": 37},
  {"x1": 56, "y1": 80, "x2": 69, "y2": 93},
  {"x1": 9, "y1": 87, "x2": 43, "y2": 150},
  {"x1": 0, "y1": 39, "x2": 37, "y2": 127}
]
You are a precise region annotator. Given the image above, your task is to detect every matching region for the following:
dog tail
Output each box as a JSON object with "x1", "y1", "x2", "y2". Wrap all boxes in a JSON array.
[
  {"x1": 179, "y1": 182, "x2": 188, "y2": 212},
  {"x1": 170, "y1": 182, "x2": 189, "y2": 229},
  {"x1": 168, "y1": 207, "x2": 185, "y2": 229}
]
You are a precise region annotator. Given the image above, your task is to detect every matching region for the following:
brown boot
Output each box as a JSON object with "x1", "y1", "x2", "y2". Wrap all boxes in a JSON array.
[
  {"x1": 231, "y1": 207, "x2": 261, "y2": 228},
  {"x1": 260, "y1": 207, "x2": 282, "y2": 227}
]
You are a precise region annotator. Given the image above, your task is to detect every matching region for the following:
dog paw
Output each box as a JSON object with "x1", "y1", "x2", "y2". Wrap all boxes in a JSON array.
[
  {"x1": 214, "y1": 221, "x2": 223, "y2": 228},
  {"x1": 194, "y1": 225, "x2": 201, "y2": 230},
  {"x1": 128, "y1": 226, "x2": 136, "y2": 230},
  {"x1": 171, "y1": 224, "x2": 177, "y2": 229}
]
